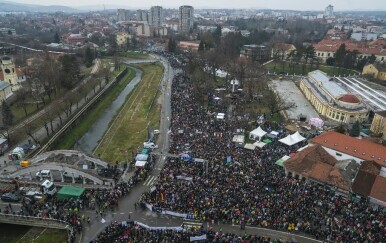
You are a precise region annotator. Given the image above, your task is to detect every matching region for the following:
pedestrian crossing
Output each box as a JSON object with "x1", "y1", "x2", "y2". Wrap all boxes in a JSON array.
[
  {"x1": 182, "y1": 219, "x2": 203, "y2": 230},
  {"x1": 143, "y1": 175, "x2": 157, "y2": 187}
]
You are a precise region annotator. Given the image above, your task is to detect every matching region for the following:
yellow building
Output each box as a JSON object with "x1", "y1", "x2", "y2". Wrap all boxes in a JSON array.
[
  {"x1": 300, "y1": 70, "x2": 368, "y2": 123},
  {"x1": 362, "y1": 63, "x2": 386, "y2": 81},
  {"x1": 116, "y1": 32, "x2": 130, "y2": 48},
  {"x1": 0, "y1": 56, "x2": 21, "y2": 91},
  {"x1": 370, "y1": 111, "x2": 386, "y2": 138}
]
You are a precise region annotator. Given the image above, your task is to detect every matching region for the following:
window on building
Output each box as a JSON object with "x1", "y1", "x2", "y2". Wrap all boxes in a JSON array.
[{"x1": 336, "y1": 153, "x2": 342, "y2": 156}]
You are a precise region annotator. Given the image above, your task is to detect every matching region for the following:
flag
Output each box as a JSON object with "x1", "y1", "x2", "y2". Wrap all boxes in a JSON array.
[{"x1": 226, "y1": 156, "x2": 232, "y2": 163}]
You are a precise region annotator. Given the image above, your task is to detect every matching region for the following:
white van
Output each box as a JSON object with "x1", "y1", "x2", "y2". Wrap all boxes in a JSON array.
[
  {"x1": 144, "y1": 142, "x2": 158, "y2": 149},
  {"x1": 36, "y1": 170, "x2": 51, "y2": 178}
]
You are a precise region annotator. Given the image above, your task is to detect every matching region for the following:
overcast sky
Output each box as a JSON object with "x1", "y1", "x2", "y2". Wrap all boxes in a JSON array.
[{"x1": 9, "y1": 0, "x2": 384, "y2": 10}]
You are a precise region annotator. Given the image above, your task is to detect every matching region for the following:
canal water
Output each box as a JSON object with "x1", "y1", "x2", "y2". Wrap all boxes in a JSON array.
[{"x1": 74, "y1": 66, "x2": 143, "y2": 154}]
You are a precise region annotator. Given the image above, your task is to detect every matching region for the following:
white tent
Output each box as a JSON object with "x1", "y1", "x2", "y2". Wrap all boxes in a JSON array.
[
  {"x1": 253, "y1": 141, "x2": 267, "y2": 148},
  {"x1": 249, "y1": 126, "x2": 267, "y2": 141},
  {"x1": 292, "y1": 132, "x2": 306, "y2": 142},
  {"x1": 244, "y1": 143, "x2": 256, "y2": 150},
  {"x1": 279, "y1": 132, "x2": 306, "y2": 146}
]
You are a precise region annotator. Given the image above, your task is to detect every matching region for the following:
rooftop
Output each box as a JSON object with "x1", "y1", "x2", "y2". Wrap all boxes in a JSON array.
[
  {"x1": 309, "y1": 70, "x2": 347, "y2": 99},
  {"x1": 352, "y1": 160, "x2": 381, "y2": 197},
  {"x1": 370, "y1": 176, "x2": 386, "y2": 202},
  {"x1": 311, "y1": 131, "x2": 386, "y2": 166}
]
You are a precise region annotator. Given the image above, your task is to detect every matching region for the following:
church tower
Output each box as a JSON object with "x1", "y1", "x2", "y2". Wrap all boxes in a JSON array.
[{"x1": 1, "y1": 56, "x2": 21, "y2": 91}]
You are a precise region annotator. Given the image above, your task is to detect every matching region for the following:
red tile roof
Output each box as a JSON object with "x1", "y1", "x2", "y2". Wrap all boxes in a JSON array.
[
  {"x1": 352, "y1": 160, "x2": 381, "y2": 197},
  {"x1": 313, "y1": 39, "x2": 386, "y2": 56},
  {"x1": 284, "y1": 145, "x2": 352, "y2": 190},
  {"x1": 370, "y1": 176, "x2": 386, "y2": 202},
  {"x1": 338, "y1": 94, "x2": 360, "y2": 103},
  {"x1": 311, "y1": 131, "x2": 386, "y2": 166}
]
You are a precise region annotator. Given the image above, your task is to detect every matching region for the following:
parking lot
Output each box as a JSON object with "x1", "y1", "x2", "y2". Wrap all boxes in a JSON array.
[{"x1": 269, "y1": 79, "x2": 320, "y2": 120}]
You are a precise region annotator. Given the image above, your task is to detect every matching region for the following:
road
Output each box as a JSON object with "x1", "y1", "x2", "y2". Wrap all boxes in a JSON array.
[
  {"x1": 79, "y1": 56, "x2": 320, "y2": 243},
  {"x1": 0, "y1": 59, "x2": 102, "y2": 166}
]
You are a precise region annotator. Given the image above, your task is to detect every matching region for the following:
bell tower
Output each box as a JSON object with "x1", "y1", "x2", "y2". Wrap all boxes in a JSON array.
[{"x1": 1, "y1": 56, "x2": 21, "y2": 91}]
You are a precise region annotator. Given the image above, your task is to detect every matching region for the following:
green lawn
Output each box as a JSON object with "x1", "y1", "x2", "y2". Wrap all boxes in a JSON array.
[
  {"x1": 266, "y1": 61, "x2": 357, "y2": 76},
  {"x1": 94, "y1": 62, "x2": 163, "y2": 163},
  {"x1": 54, "y1": 67, "x2": 136, "y2": 150}
]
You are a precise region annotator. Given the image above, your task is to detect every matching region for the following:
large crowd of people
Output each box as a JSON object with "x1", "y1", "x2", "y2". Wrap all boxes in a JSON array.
[
  {"x1": 140, "y1": 53, "x2": 385, "y2": 242},
  {"x1": 91, "y1": 221, "x2": 279, "y2": 243}
]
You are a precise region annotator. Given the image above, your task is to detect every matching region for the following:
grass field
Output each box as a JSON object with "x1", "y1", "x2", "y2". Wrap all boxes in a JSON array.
[
  {"x1": 54, "y1": 67, "x2": 136, "y2": 150},
  {"x1": 93, "y1": 62, "x2": 163, "y2": 163},
  {"x1": 266, "y1": 61, "x2": 357, "y2": 76}
]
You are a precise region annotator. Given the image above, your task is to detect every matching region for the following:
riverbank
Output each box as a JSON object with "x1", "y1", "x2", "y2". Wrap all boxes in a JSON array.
[
  {"x1": 54, "y1": 65, "x2": 136, "y2": 150},
  {"x1": 93, "y1": 62, "x2": 164, "y2": 163}
]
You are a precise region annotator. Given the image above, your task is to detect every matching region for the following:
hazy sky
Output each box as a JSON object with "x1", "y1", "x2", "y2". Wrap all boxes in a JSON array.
[{"x1": 9, "y1": 0, "x2": 384, "y2": 10}]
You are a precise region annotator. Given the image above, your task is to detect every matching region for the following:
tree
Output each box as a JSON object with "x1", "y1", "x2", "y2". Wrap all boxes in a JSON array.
[
  {"x1": 168, "y1": 38, "x2": 177, "y2": 53},
  {"x1": 368, "y1": 54, "x2": 376, "y2": 64},
  {"x1": 53, "y1": 32, "x2": 60, "y2": 43},
  {"x1": 326, "y1": 57, "x2": 335, "y2": 66},
  {"x1": 335, "y1": 123, "x2": 346, "y2": 134},
  {"x1": 2, "y1": 100, "x2": 13, "y2": 127},
  {"x1": 349, "y1": 121, "x2": 360, "y2": 137},
  {"x1": 59, "y1": 55, "x2": 80, "y2": 90},
  {"x1": 84, "y1": 47, "x2": 94, "y2": 68},
  {"x1": 335, "y1": 44, "x2": 347, "y2": 69}
]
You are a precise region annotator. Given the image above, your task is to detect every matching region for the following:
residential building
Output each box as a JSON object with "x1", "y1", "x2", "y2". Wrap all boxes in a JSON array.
[
  {"x1": 179, "y1": 5, "x2": 194, "y2": 33},
  {"x1": 164, "y1": 20, "x2": 179, "y2": 31},
  {"x1": 311, "y1": 131, "x2": 386, "y2": 165},
  {"x1": 324, "y1": 4, "x2": 334, "y2": 18},
  {"x1": 117, "y1": 9, "x2": 129, "y2": 22},
  {"x1": 351, "y1": 160, "x2": 386, "y2": 207},
  {"x1": 152, "y1": 27, "x2": 168, "y2": 37},
  {"x1": 362, "y1": 63, "x2": 386, "y2": 81},
  {"x1": 0, "y1": 28, "x2": 16, "y2": 36},
  {"x1": 299, "y1": 70, "x2": 368, "y2": 123},
  {"x1": 116, "y1": 31, "x2": 130, "y2": 48},
  {"x1": 351, "y1": 32, "x2": 379, "y2": 41},
  {"x1": 137, "y1": 10, "x2": 149, "y2": 23},
  {"x1": 177, "y1": 41, "x2": 200, "y2": 52},
  {"x1": 284, "y1": 144, "x2": 359, "y2": 192},
  {"x1": 150, "y1": 6, "x2": 163, "y2": 27},
  {"x1": 0, "y1": 81, "x2": 12, "y2": 101},
  {"x1": 271, "y1": 43, "x2": 296, "y2": 59},
  {"x1": 122, "y1": 21, "x2": 151, "y2": 37},
  {"x1": 370, "y1": 111, "x2": 386, "y2": 139},
  {"x1": 66, "y1": 33, "x2": 85, "y2": 45},
  {"x1": 0, "y1": 56, "x2": 22, "y2": 91},
  {"x1": 240, "y1": 44, "x2": 271, "y2": 62},
  {"x1": 313, "y1": 39, "x2": 386, "y2": 63}
]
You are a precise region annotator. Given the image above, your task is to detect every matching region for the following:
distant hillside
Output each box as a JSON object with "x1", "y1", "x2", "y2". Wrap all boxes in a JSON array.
[{"x1": 0, "y1": 0, "x2": 77, "y2": 12}]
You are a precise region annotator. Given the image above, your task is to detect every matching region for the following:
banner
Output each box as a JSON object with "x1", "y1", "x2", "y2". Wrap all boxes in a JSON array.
[
  {"x1": 134, "y1": 221, "x2": 184, "y2": 231},
  {"x1": 176, "y1": 175, "x2": 193, "y2": 181},
  {"x1": 190, "y1": 235, "x2": 207, "y2": 242}
]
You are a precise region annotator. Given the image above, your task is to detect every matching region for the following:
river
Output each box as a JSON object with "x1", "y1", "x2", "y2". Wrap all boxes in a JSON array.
[{"x1": 73, "y1": 66, "x2": 143, "y2": 154}]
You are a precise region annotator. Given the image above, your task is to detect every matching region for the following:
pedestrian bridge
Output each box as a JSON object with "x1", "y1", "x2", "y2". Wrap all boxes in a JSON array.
[
  {"x1": 2, "y1": 162, "x2": 113, "y2": 186},
  {"x1": 0, "y1": 213, "x2": 70, "y2": 230},
  {"x1": 31, "y1": 150, "x2": 108, "y2": 168}
]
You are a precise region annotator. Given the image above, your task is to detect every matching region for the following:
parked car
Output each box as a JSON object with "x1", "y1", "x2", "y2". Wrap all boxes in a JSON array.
[
  {"x1": 63, "y1": 171, "x2": 81, "y2": 178},
  {"x1": 143, "y1": 142, "x2": 158, "y2": 149},
  {"x1": 1, "y1": 192, "x2": 20, "y2": 202},
  {"x1": 36, "y1": 170, "x2": 51, "y2": 178},
  {"x1": 24, "y1": 191, "x2": 43, "y2": 202}
]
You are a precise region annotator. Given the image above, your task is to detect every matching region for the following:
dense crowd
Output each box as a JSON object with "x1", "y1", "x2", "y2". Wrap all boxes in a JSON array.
[
  {"x1": 140, "y1": 54, "x2": 386, "y2": 242},
  {"x1": 91, "y1": 221, "x2": 281, "y2": 243},
  {"x1": 0, "y1": 182, "x2": 132, "y2": 243}
]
